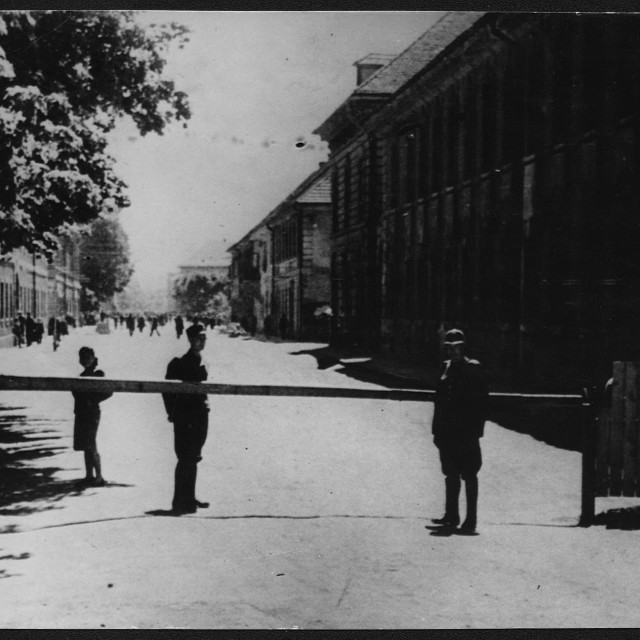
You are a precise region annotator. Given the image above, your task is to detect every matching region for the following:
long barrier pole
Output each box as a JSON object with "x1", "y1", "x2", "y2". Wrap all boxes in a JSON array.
[
  {"x1": 0, "y1": 374, "x2": 593, "y2": 522},
  {"x1": 0, "y1": 375, "x2": 432, "y2": 402},
  {"x1": 0, "y1": 375, "x2": 584, "y2": 405}
]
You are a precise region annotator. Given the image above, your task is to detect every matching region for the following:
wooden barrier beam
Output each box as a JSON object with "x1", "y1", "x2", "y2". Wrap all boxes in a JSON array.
[
  {"x1": 0, "y1": 375, "x2": 432, "y2": 402},
  {"x1": 0, "y1": 375, "x2": 586, "y2": 406}
]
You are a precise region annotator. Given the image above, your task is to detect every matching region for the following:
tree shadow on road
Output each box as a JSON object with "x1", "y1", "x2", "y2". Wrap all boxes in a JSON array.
[
  {"x1": 0, "y1": 405, "x2": 107, "y2": 516},
  {"x1": 0, "y1": 551, "x2": 31, "y2": 579}
]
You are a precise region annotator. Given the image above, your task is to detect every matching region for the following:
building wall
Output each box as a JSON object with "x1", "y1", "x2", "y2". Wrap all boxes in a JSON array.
[
  {"x1": 0, "y1": 243, "x2": 81, "y2": 348},
  {"x1": 322, "y1": 13, "x2": 640, "y2": 390},
  {"x1": 270, "y1": 202, "x2": 332, "y2": 341}
]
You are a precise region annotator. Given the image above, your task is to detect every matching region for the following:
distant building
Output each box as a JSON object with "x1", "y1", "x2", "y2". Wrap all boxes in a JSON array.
[
  {"x1": 228, "y1": 163, "x2": 332, "y2": 340},
  {"x1": 0, "y1": 238, "x2": 82, "y2": 347},
  {"x1": 176, "y1": 240, "x2": 231, "y2": 282}
]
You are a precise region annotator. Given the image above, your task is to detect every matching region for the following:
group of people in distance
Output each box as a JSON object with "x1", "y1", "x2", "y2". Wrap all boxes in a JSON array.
[
  {"x1": 12, "y1": 312, "x2": 73, "y2": 350},
  {"x1": 72, "y1": 324, "x2": 489, "y2": 531}
]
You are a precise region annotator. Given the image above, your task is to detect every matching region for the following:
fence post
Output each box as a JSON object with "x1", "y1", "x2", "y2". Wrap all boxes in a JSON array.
[{"x1": 579, "y1": 386, "x2": 598, "y2": 527}]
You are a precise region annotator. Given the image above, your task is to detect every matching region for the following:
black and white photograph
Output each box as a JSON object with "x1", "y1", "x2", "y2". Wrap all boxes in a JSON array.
[{"x1": 0, "y1": 9, "x2": 639, "y2": 629}]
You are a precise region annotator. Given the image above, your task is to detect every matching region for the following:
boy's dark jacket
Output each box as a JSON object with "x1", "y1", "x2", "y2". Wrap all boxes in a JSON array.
[{"x1": 72, "y1": 366, "x2": 112, "y2": 416}]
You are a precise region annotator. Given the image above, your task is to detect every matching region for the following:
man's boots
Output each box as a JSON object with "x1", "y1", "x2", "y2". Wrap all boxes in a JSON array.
[
  {"x1": 432, "y1": 475, "x2": 461, "y2": 526},
  {"x1": 461, "y1": 476, "x2": 478, "y2": 533}
]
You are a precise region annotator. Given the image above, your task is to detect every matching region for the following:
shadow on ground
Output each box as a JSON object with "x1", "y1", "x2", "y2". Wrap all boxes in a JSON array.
[
  {"x1": 0, "y1": 405, "x2": 117, "y2": 516},
  {"x1": 290, "y1": 346, "x2": 584, "y2": 452},
  {"x1": 594, "y1": 507, "x2": 640, "y2": 530},
  {"x1": 0, "y1": 551, "x2": 31, "y2": 579},
  {"x1": 289, "y1": 346, "x2": 428, "y2": 390}
]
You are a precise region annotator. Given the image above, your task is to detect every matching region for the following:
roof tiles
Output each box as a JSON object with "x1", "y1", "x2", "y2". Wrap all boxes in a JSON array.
[{"x1": 355, "y1": 12, "x2": 486, "y2": 96}]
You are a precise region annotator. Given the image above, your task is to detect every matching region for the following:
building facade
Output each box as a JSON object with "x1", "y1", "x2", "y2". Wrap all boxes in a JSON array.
[
  {"x1": 315, "y1": 12, "x2": 640, "y2": 390},
  {"x1": 0, "y1": 238, "x2": 82, "y2": 348},
  {"x1": 228, "y1": 164, "x2": 332, "y2": 340}
]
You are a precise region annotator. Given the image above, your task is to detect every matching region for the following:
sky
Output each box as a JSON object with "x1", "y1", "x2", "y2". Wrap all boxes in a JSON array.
[{"x1": 106, "y1": 11, "x2": 444, "y2": 290}]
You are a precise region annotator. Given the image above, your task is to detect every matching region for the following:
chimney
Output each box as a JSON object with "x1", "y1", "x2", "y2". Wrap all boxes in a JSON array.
[{"x1": 354, "y1": 53, "x2": 395, "y2": 86}]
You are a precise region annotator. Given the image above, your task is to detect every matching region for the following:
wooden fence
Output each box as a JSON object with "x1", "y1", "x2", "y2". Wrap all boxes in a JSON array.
[{"x1": 594, "y1": 362, "x2": 640, "y2": 498}]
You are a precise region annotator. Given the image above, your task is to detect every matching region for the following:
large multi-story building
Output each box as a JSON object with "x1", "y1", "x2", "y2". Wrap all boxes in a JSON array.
[{"x1": 314, "y1": 12, "x2": 640, "y2": 390}]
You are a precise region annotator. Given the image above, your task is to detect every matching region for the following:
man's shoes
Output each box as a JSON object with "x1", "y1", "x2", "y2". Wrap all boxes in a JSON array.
[
  {"x1": 195, "y1": 500, "x2": 210, "y2": 509},
  {"x1": 431, "y1": 515, "x2": 460, "y2": 527},
  {"x1": 90, "y1": 478, "x2": 107, "y2": 487},
  {"x1": 457, "y1": 520, "x2": 478, "y2": 535},
  {"x1": 172, "y1": 505, "x2": 197, "y2": 515}
]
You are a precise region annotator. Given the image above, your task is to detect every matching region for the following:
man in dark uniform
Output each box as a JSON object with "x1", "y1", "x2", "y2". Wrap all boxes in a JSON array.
[
  {"x1": 431, "y1": 329, "x2": 488, "y2": 534},
  {"x1": 162, "y1": 323, "x2": 210, "y2": 514}
]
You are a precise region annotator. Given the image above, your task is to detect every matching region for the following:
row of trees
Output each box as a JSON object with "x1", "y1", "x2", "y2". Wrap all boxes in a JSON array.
[
  {"x1": 172, "y1": 274, "x2": 231, "y2": 320},
  {"x1": 0, "y1": 11, "x2": 192, "y2": 308}
]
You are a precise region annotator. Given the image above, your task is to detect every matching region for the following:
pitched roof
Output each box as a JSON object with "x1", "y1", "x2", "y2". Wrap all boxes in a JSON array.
[
  {"x1": 228, "y1": 162, "x2": 332, "y2": 251},
  {"x1": 295, "y1": 174, "x2": 331, "y2": 204},
  {"x1": 313, "y1": 12, "x2": 486, "y2": 143},
  {"x1": 354, "y1": 12, "x2": 486, "y2": 96}
]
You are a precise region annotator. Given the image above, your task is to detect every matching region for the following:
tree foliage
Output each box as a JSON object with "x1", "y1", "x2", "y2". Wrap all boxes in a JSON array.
[
  {"x1": 173, "y1": 274, "x2": 230, "y2": 317},
  {"x1": 79, "y1": 214, "x2": 133, "y2": 305},
  {"x1": 0, "y1": 11, "x2": 191, "y2": 257}
]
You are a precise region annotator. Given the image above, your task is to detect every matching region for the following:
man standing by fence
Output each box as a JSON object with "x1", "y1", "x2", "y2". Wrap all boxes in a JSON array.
[{"x1": 431, "y1": 329, "x2": 488, "y2": 534}]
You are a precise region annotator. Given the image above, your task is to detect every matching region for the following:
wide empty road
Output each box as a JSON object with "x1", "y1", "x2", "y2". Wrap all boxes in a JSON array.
[{"x1": 0, "y1": 325, "x2": 639, "y2": 628}]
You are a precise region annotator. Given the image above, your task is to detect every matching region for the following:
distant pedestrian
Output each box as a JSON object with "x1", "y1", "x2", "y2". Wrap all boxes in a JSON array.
[
  {"x1": 431, "y1": 329, "x2": 488, "y2": 534},
  {"x1": 150, "y1": 316, "x2": 161, "y2": 337},
  {"x1": 72, "y1": 347, "x2": 113, "y2": 486},
  {"x1": 278, "y1": 314, "x2": 288, "y2": 340},
  {"x1": 12, "y1": 318, "x2": 23, "y2": 348},
  {"x1": 35, "y1": 318, "x2": 44, "y2": 344},
  {"x1": 162, "y1": 323, "x2": 210, "y2": 514},
  {"x1": 137, "y1": 316, "x2": 146, "y2": 333},
  {"x1": 17, "y1": 312, "x2": 25, "y2": 342},
  {"x1": 126, "y1": 313, "x2": 135, "y2": 337},
  {"x1": 174, "y1": 314, "x2": 184, "y2": 339},
  {"x1": 25, "y1": 312, "x2": 35, "y2": 347}
]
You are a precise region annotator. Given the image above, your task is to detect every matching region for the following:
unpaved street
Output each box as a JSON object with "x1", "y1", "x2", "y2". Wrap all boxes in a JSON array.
[{"x1": 1, "y1": 325, "x2": 639, "y2": 628}]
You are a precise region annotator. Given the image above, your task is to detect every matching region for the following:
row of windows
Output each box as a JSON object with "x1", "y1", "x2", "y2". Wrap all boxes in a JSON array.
[
  {"x1": 331, "y1": 17, "x2": 640, "y2": 229},
  {"x1": 0, "y1": 283, "x2": 50, "y2": 320},
  {"x1": 0, "y1": 281, "x2": 77, "y2": 321}
]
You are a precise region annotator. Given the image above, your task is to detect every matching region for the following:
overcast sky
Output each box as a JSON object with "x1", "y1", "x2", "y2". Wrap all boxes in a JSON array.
[{"x1": 106, "y1": 11, "x2": 443, "y2": 290}]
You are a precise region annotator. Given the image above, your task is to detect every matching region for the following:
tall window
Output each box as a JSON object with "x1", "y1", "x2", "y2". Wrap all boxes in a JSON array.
[
  {"x1": 503, "y1": 52, "x2": 524, "y2": 163},
  {"x1": 331, "y1": 169, "x2": 339, "y2": 233},
  {"x1": 447, "y1": 94, "x2": 459, "y2": 186},
  {"x1": 551, "y1": 18, "x2": 573, "y2": 144},
  {"x1": 357, "y1": 154, "x2": 367, "y2": 221},
  {"x1": 463, "y1": 79, "x2": 476, "y2": 180},
  {"x1": 343, "y1": 154, "x2": 352, "y2": 228},
  {"x1": 405, "y1": 128, "x2": 417, "y2": 204},
  {"x1": 481, "y1": 68, "x2": 497, "y2": 172},
  {"x1": 432, "y1": 104, "x2": 443, "y2": 190},
  {"x1": 389, "y1": 140, "x2": 399, "y2": 208},
  {"x1": 418, "y1": 109, "x2": 430, "y2": 197}
]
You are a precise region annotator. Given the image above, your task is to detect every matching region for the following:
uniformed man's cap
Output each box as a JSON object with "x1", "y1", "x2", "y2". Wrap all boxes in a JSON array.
[
  {"x1": 444, "y1": 329, "x2": 466, "y2": 345},
  {"x1": 186, "y1": 323, "x2": 206, "y2": 340}
]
